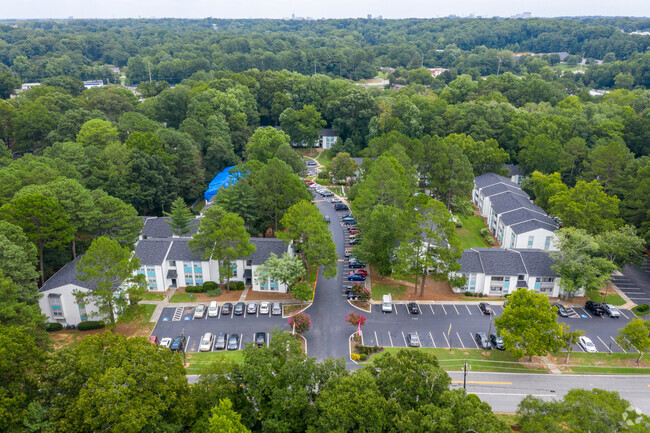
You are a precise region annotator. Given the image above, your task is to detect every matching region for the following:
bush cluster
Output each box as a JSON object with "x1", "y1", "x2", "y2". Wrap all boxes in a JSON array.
[
  {"x1": 636, "y1": 304, "x2": 650, "y2": 313},
  {"x1": 464, "y1": 292, "x2": 485, "y2": 297},
  {"x1": 203, "y1": 281, "x2": 219, "y2": 291},
  {"x1": 77, "y1": 321, "x2": 105, "y2": 331},
  {"x1": 185, "y1": 285, "x2": 205, "y2": 293},
  {"x1": 479, "y1": 228, "x2": 495, "y2": 245},
  {"x1": 454, "y1": 219, "x2": 463, "y2": 228},
  {"x1": 45, "y1": 322, "x2": 63, "y2": 332},
  {"x1": 355, "y1": 345, "x2": 381, "y2": 355},
  {"x1": 350, "y1": 353, "x2": 361, "y2": 361},
  {"x1": 207, "y1": 288, "x2": 222, "y2": 297},
  {"x1": 229, "y1": 281, "x2": 246, "y2": 291}
]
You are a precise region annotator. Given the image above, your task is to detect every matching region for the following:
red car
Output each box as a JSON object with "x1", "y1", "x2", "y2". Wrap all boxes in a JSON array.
[
  {"x1": 304, "y1": 180, "x2": 314, "y2": 185},
  {"x1": 349, "y1": 269, "x2": 368, "y2": 277},
  {"x1": 148, "y1": 336, "x2": 159, "y2": 344},
  {"x1": 349, "y1": 228, "x2": 360, "y2": 235}
]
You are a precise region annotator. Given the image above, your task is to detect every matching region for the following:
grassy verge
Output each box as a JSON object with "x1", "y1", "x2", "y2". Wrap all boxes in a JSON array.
[
  {"x1": 118, "y1": 303, "x2": 156, "y2": 325},
  {"x1": 184, "y1": 351, "x2": 244, "y2": 373},
  {"x1": 364, "y1": 347, "x2": 547, "y2": 374},
  {"x1": 371, "y1": 282, "x2": 407, "y2": 301},
  {"x1": 317, "y1": 149, "x2": 333, "y2": 163},
  {"x1": 456, "y1": 215, "x2": 491, "y2": 250},
  {"x1": 494, "y1": 413, "x2": 519, "y2": 428},
  {"x1": 587, "y1": 289, "x2": 625, "y2": 306},
  {"x1": 632, "y1": 304, "x2": 650, "y2": 317},
  {"x1": 141, "y1": 292, "x2": 164, "y2": 301},
  {"x1": 169, "y1": 293, "x2": 194, "y2": 303},
  {"x1": 326, "y1": 185, "x2": 349, "y2": 197},
  {"x1": 557, "y1": 352, "x2": 650, "y2": 374}
]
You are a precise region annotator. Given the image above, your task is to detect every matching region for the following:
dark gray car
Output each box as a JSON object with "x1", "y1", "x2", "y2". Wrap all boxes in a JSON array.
[
  {"x1": 227, "y1": 333, "x2": 239, "y2": 350},
  {"x1": 214, "y1": 332, "x2": 227, "y2": 350}
]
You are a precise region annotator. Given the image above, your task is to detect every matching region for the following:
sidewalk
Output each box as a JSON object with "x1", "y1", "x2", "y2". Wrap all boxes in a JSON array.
[{"x1": 145, "y1": 287, "x2": 178, "y2": 323}]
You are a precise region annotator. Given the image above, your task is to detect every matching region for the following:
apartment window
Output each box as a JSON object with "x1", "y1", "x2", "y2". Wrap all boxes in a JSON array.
[
  {"x1": 544, "y1": 236, "x2": 552, "y2": 251},
  {"x1": 78, "y1": 303, "x2": 87, "y2": 322},
  {"x1": 518, "y1": 275, "x2": 525, "y2": 281},
  {"x1": 185, "y1": 278, "x2": 194, "y2": 286},
  {"x1": 148, "y1": 278, "x2": 157, "y2": 289},
  {"x1": 193, "y1": 262, "x2": 202, "y2": 273},
  {"x1": 462, "y1": 273, "x2": 477, "y2": 292},
  {"x1": 510, "y1": 233, "x2": 516, "y2": 248},
  {"x1": 259, "y1": 278, "x2": 269, "y2": 291},
  {"x1": 503, "y1": 276, "x2": 510, "y2": 290},
  {"x1": 168, "y1": 260, "x2": 176, "y2": 267},
  {"x1": 534, "y1": 278, "x2": 541, "y2": 290},
  {"x1": 48, "y1": 296, "x2": 64, "y2": 319},
  {"x1": 490, "y1": 276, "x2": 504, "y2": 294},
  {"x1": 146, "y1": 266, "x2": 156, "y2": 277},
  {"x1": 527, "y1": 236, "x2": 534, "y2": 248},
  {"x1": 246, "y1": 260, "x2": 252, "y2": 267},
  {"x1": 184, "y1": 263, "x2": 192, "y2": 273},
  {"x1": 542, "y1": 277, "x2": 555, "y2": 283},
  {"x1": 231, "y1": 263, "x2": 238, "y2": 278}
]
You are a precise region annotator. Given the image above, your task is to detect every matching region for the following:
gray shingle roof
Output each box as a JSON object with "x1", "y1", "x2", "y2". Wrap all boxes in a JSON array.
[
  {"x1": 141, "y1": 217, "x2": 199, "y2": 239},
  {"x1": 320, "y1": 128, "x2": 337, "y2": 136},
  {"x1": 459, "y1": 248, "x2": 556, "y2": 278},
  {"x1": 167, "y1": 239, "x2": 203, "y2": 262},
  {"x1": 510, "y1": 219, "x2": 558, "y2": 235},
  {"x1": 480, "y1": 182, "x2": 529, "y2": 199},
  {"x1": 135, "y1": 239, "x2": 173, "y2": 265},
  {"x1": 249, "y1": 238, "x2": 289, "y2": 265},
  {"x1": 474, "y1": 173, "x2": 515, "y2": 190},
  {"x1": 39, "y1": 256, "x2": 95, "y2": 292},
  {"x1": 503, "y1": 164, "x2": 524, "y2": 177},
  {"x1": 518, "y1": 250, "x2": 557, "y2": 277},
  {"x1": 499, "y1": 208, "x2": 556, "y2": 227},
  {"x1": 458, "y1": 250, "x2": 484, "y2": 273},
  {"x1": 474, "y1": 248, "x2": 527, "y2": 275},
  {"x1": 489, "y1": 193, "x2": 539, "y2": 215}
]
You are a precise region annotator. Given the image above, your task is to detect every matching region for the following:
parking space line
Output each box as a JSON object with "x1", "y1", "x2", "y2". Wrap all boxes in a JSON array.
[
  {"x1": 429, "y1": 304, "x2": 435, "y2": 315},
  {"x1": 465, "y1": 305, "x2": 472, "y2": 315},
  {"x1": 610, "y1": 336, "x2": 626, "y2": 353},
  {"x1": 619, "y1": 309, "x2": 629, "y2": 319},
  {"x1": 596, "y1": 336, "x2": 611, "y2": 352},
  {"x1": 429, "y1": 331, "x2": 436, "y2": 347},
  {"x1": 453, "y1": 305, "x2": 459, "y2": 315},
  {"x1": 470, "y1": 332, "x2": 479, "y2": 348},
  {"x1": 442, "y1": 305, "x2": 447, "y2": 315},
  {"x1": 456, "y1": 332, "x2": 465, "y2": 349},
  {"x1": 186, "y1": 336, "x2": 191, "y2": 350},
  {"x1": 443, "y1": 332, "x2": 450, "y2": 348},
  {"x1": 580, "y1": 308, "x2": 592, "y2": 319},
  {"x1": 576, "y1": 343, "x2": 585, "y2": 352},
  {"x1": 388, "y1": 331, "x2": 394, "y2": 347},
  {"x1": 238, "y1": 335, "x2": 242, "y2": 350},
  {"x1": 395, "y1": 305, "x2": 398, "y2": 315},
  {"x1": 402, "y1": 331, "x2": 407, "y2": 346},
  {"x1": 477, "y1": 304, "x2": 483, "y2": 314},
  {"x1": 374, "y1": 331, "x2": 378, "y2": 346}
]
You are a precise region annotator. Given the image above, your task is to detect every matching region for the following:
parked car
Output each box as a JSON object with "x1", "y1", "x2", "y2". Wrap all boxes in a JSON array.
[
  {"x1": 199, "y1": 332, "x2": 214, "y2": 352},
  {"x1": 407, "y1": 302, "x2": 420, "y2": 314},
  {"x1": 304, "y1": 179, "x2": 314, "y2": 185},
  {"x1": 214, "y1": 332, "x2": 227, "y2": 350},
  {"x1": 330, "y1": 197, "x2": 341, "y2": 203},
  {"x1": 350, "y1": 238, "x2": 360, "y2": 245},
  {"x1": 603, "y1": 303, "x2": 621, "y2": 318},
  {"x1": 341, "y1": 214, "x2": 353, "y2": 219},
  {"x1": 406, "y1": 332, "x2": 420, "y2": 347},
  {"x1": 334, "y1": 203, "x2": 348, "y2": 211},
  {"x1": 148, "y1": 335, "x2": 159, "y2": 344},
  {"x1": 234, "y1": 302, "x2": 245, "y2": 315},
  {"x1": 554, "y1": 303, "x2": 569, "y2": 317},
  {"x1": 347, "y1": 273, "x2": 366, "y2": 281},
  {"x1": 170, "y1": 336, "x2": 185, "y2": 353},
  {"x1": 344, "y1": 248, "x2": 353, "y2": 257},
  {"x1": 343, "y1": 218, "x2": 357, "y2": 225},
  {"x1": 194, "y1": 304, "x2": 206, "y2": 319},
  {"x1": 259, "y1": 301, "x2": 270, "y2": 315},
  {"x1": 349, "y1": 228, "x2": 360, "y2": 235},
  {"x1": 208, "y1": 301, "x2": 219, "y2": 317},
  {"x1": 349, "y1": 269, "x2": 368, "y2": 277},
  {"x1": 579, "y1": 336, "x2": 597, "y2": 353},
  {"x1": 475, "y1": 332, "x2": 489, "y2": 350},
  {"x1": 160, "y1": 337, "x2": 172, "y2": 348},
  {"x1": 307, "y1": 161, "x2": 317, "y2": 166},
  {"x1": 255, "y1": 332, "x2": 266, "y2": 347},
  {"x1": 585, "y1": 301, "x2": 605, "y2": 316},
  {"x1": 271, "y1": 302, "x2": 282, "y2": 315},
  {"x1": 323, "y1": 215, "x2": 330, "y2": 224},
  {"x1": 349, "y1": 259, "x2": 366, "y2": 268},
  {"x1": 489, "y1": 333, "x2": 505, "y2": 350},
  {"x1": 221, "y1": 302, "x2": 233, "y2": 315},
  {"x1": 247, "y1": 302, "x2": 257, "y2": 314},
  {"x1": 478, "y1": 302, "x2": 493, "y2": 315},
  {"x1": 227, "y1": 334, "x2": 240, "y2": 350}
]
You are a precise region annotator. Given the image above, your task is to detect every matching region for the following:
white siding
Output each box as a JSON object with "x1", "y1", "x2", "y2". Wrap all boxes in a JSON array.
[{"x1": 39, "y1": 284, "x2": 102, "y2": 325}]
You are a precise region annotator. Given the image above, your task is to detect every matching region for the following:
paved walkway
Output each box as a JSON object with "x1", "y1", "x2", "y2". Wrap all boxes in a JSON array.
[
  {"x1": 539, "y1": 356, "x2": 562, "y2": 374},
  {"x1": 143, "y1": 287, "x2": 178, "y2": 323}
]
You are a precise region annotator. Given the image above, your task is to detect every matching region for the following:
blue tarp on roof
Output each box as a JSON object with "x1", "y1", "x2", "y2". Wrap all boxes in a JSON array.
[{"x1": 204, "y1": 166, "x2": 239, "y2": 202}]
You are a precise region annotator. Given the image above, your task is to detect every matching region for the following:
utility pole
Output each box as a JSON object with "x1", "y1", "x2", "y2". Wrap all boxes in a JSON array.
[
  {"x1": 148, "y1": 60, "x2": 152, "y2": 83},
  {"x1": 463, "y1": 360, "x2": 468, "y2": 389},
  {"x1": 487, "y1": 312, "x2": 493, "y2": 344},
  {"x1": 181, "y1": 328, "x2": 186, "y2": 365},
  {"x1": 448, "y1": 323, "x2": 453, "y2": 352}
]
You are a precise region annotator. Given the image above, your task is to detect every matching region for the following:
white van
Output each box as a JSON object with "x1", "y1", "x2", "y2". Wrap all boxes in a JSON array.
[
  {"x1": 208, "y1": 301, "x2": 219, "y2": 317},
  {"x1": 382, "y1": 294, "x2": 393, "y2": 312}
]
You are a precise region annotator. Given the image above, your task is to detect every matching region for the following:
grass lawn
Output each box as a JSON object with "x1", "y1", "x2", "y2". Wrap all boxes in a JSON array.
[
  {"x1": 494, "y1": 413, "x2": 519, "y2": 427},
  {"x1": 456, "y1": 215, "x2": 491, "y2": 250},
  {"x1": 632, "y1": 304, "x2": 650, "y2": 317},
  {"x1": 141, "y1": 292, "x2": 164, "y2": 301},
  {"x1": 169, "y1": 293, "x2": 194, "y2": 303},
  {"x1": 117, "y1": 303, "x2": 156, "y2": 325},
  {"x1": 586, "y1": 289, "x2": 625, "y2": 306},
  {"x1": 371, "y1": 282, "x2": 407, "y2": 301},
  {"x1": 364, "y1": 347, "x2": 547, "y2": 374},
  {"x1": 317, "y1": 149, "x2": 333, "y2": 163},
  {"x1": 558, "y1": 352, "x2": 650, "y2": 374},
  {"x1": 184, "y1": 351, "x2": 244, "y2": 374}
]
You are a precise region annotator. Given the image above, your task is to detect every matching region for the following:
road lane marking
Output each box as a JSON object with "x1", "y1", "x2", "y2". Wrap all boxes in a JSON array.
[
  {"x1": 374, "y1": 331, "x2": 378, "y2": 346},
  {"x1": 453, "y1": 305, "x2": 460, "y2": 315},
  {"x1": 402, "y1": 331, "x2": 407, "y2": 346},
  {"x1": 443, "y1": 332, "x2": 450, "y2": 348},
  {"x1": 388, "y1": 331, "x2": 394, "y2": 347},
  {"x1": 451, "y1": 380, "x2": 512, "y2": 385},
  {"x1": 465, "y1": 305, "x2": 472, "y2": 315},
  {"x1": 442, "y1": 305, "x2": 447, "y2": 315},
  {"x1": 430, "y1": 304, "x2": 435, "y2": 315},
  {"x1": 597, "y1": 336, "x2": 612, "y2": 353},
  {"x1": 429, "y1": 331, "x2": 436, "y2": 347},
  {"x1": 456, "y1": 332, "x2": 465, "y2": 349}
]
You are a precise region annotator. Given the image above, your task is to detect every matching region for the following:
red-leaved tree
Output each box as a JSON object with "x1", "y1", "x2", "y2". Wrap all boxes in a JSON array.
[
  {"x1": 288, "y1": 312, "x2": 311, "y2": 334},
  {"x1": 345, "y1": 312, "x2": 367, "y2": 336}
]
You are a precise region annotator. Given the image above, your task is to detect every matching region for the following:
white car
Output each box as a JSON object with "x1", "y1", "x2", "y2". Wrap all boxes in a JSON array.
[
  {"x1": 208, "y1": 302, "x2": 219, "y2": 317},
  {"x1": 199, "y1": 332, "x2": 214, "y2": 352},
  {"x1": 259, "y1": 301, "x2": 270, "y2": 315},
  {"x1": 194, "y1": 304, "x2": 206, "y2": 319},
  {"x1": 603, "y1": 304, "x2": 620, "y2": 318},
  {"x1": 579, "y1": 336, "x2": 598, "y2": 353},
  {"x1": 160, "y1": 337, "x2": 172, "y2": 348}
]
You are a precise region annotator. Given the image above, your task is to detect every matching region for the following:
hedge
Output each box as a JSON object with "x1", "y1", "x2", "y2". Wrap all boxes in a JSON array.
[
  {"x1": 229, "y1": 281, "x2": 245, "y2": 291},
  {"x1": 636, "y1": 304, "x2": 649, "y2": 313},
  {"x1": 203, "y1": 281, "x2": 219, "y2": 291},
  {"x1": 45, "y1": 322, "x2": 63, "y2": 332},
  {"x1": 77, "y1": 320, "x2": 105, "y2": 331},
  {"x1": 185, "y1": 285, "x2": 206, "y2": 293}
]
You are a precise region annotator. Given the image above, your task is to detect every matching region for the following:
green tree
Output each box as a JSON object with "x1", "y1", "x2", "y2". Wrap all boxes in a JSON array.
[
  {"x1": 278, "y1": 200, "x2": 337, "y2": 281},
  {"x1": 494, "y1": 288, "x2": 563, "y2": 360},
  {"x1": 548, "y1": 180, "x2": 623, "y2": 235},
  {"x1": 0, "y1": 193, "x2": 74, "y2": 285},
  {"x1": 165, "y1": 197, "x2": 195, "y2": 237},
  {"x1": 595, "y1": 225, "x2": 646, "y2": 269},
  {"x1": 518, "y1": 134, "x2": 569, "y2": 175},
  {"x1": 273, "y1": 144, "x2": 306, "y2": 175},
  {"x1": 290, "y1": 281, "x2": 314, "y2": 302},
  {"x1": 189, "y1": 206, "x2": 255, "y2": 291},
  {"x1": 245, "y1": 126, "x2": 291, "y2": 164},
  {"x1": 585, "y1": 141, "x2": 634, "y2": 192},
  {"x1": 88, "y1": 189, "x2": 143, "y2": 247},
  {"x1": 279, "y1": 105, "x2": 326, "y2": 149},
  {"x1": 616, "y1": 319, "x2": 650, "y2": 364},
  {"x1": 354, "y1": 205, "x2": 404, "y2": 276},
  {"x1": 559, "y1": 323, "x2": 584, "y2": 365},
  {"x1": 76, "y1": 118, "x2": 119, "y2": 147},
  {"x1": 40, "y1": 332, "x2": 195, "y2": 433},
  {"x1": 255, "y1": 252, "x2": 305, "y2": 291},
  {"x1": 331, "y1": 152, "x2": 358, "y2": 183},
  {"x1": 448, "y1": 133, "x2": 509, "y2": 176},
  {"x1": 75, "y1": 236, "x2": 146, "y2": 326},
  {"x1": 0, "y1": 70, "x2": 20, "y2": 99},
  {"x1": 215, "y1": 164, "x2": 260, "y2": 232},
  {"x1": 528, "y1": 171, "x2": 567, "y2": 211},
  {"x1": 0, "y1": 220, "x2": 39, "y2": 302},
  {"x1": 614, "y1": 72, "x2": 634, "y2": 89},
  {"x1": 551, "y1": 228, "x2": 617, "y2": 299},
  {"x1": 206, "y1": 399, "x2": 250, "y2": 433}
]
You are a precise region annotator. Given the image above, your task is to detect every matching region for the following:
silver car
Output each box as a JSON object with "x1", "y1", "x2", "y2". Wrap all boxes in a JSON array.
[
  {"x1": 199, "y1": 332, "x2": 213, "y2": 352},
  {"x1": 271, "y1": 302, "x2": 282, "y2": 316},
  {"x1": 603, "y1": 304, "x2": 620, "y2": 318},
  {"x1": 194, "y1": 304, "x2": 206, "y2": 319}
]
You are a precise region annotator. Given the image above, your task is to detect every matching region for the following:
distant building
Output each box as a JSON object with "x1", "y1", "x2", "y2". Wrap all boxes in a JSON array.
[
  {"x1": 503, "y1": 164, "x2": 525, "y2": 185},
  {"x1": 428, "y1": 68, "x2": 449, "y2": 77},
  {"x1": 20, "y1": 82, "x2": 40, "y2": 91},
  {"x1": 274, "y1": 126, "x2": 339, "y2": 149},
  {"x1": 83, "y1": 80, "x2": 104, "y2": 89}
]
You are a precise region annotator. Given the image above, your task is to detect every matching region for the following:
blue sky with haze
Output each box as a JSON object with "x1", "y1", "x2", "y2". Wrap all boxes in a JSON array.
[{"x1": 2, "y1": 0, "x2": 649, "y2": 19}]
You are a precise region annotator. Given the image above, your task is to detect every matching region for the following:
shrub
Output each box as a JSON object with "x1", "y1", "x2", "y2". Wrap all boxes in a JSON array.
[
  {"x1": 207, "y1": 288, "x2": 222, "y2": 297},
  {"x1": 185, "y1": 285, "x2": 206, "y2": 293},
  {"x1": 317, "y1": 170, "x2": 330, "y2": 180},
  {"x1": 351, "y1": 353, "x2": 361, "y2": 361},
  {"x1": 203, "y1": 281, "x2": 218, "y2": 291},
  {"x1": 454, "y1": 220, "x2": 463, "y2": 228},
  {"x1": 77, "y1": 320, "x2": 105, "y2": 331},
  {"x1": 359, "y1": 353, "x2": 367, "y2": 361},
  {"x1": 373, "y1": 345, "x2": 379, "y2": 353},
  {"x1": 637, "y1": 304, "x2": 650, "y2": 312},
  {"x1": 45, "y1": 322, "x2": 63, "y2": 332},
  {"x1": 478, "y1": 293, "x2": 484, "y2": 298},
  {"x1": 229, "y1": 281, "x2": 245, "y2": 291},
  {"x1": 485, "y1": 237, "x2": 495, "y2": 246},
  {"x1": 479, "y1": 228, "x2": 490, "y2": 237},
  {"x1": 465, "y1": 291, "x2": 473, "y2": 297}
]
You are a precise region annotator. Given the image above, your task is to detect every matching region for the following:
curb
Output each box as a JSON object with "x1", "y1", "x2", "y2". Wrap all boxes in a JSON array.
[{"x1": 348, "y1": 299, "x2": 371, "y2": 312}]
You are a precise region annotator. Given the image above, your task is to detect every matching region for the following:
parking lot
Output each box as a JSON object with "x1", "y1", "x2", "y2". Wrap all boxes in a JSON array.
[
  {"x1": 360, "y1": 301, "x2": 637, "y2": 354},
  {"x1": 151, "y1": 304, "x2": 288, "y2": 353}
]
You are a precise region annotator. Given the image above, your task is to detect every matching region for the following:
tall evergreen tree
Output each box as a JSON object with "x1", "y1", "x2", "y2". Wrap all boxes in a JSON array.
[{"x1": 165, "y1": 197, "x2": 194, "y2": 237}]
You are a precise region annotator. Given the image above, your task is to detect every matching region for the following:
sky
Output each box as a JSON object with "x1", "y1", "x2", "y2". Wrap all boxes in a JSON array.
[{"x1": 1, "y1": 0, "x2": 649, "y2": 20}]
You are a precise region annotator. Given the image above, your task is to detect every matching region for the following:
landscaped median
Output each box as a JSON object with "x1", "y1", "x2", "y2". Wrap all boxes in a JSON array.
[{"x1": 551, "y1": 352, "x2": 650, "y2": 374}]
